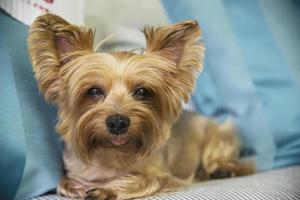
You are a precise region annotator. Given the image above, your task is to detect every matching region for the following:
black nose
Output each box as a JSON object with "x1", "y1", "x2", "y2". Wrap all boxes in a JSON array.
[{"x1": 106, "y1": 114, "x2": 130, "y2": 135}]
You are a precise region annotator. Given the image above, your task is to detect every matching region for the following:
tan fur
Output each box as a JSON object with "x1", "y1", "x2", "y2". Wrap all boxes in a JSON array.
[{"x1": 28, "y1": 14, "x2": 254, "y2": 200}]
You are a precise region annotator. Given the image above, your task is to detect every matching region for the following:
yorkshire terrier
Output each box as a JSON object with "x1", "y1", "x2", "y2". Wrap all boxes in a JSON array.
[{"x1": 28, "y1": 14, "x2": 254, "y2": 200}]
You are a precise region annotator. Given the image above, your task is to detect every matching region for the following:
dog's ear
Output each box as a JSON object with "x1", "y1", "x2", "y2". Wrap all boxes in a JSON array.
[
  {"x1": 142, "y1": 20, "x2": 204, "y2": 103},
  {"x1": 28, "y1": 14, "x2": 94, "y2": 104}
]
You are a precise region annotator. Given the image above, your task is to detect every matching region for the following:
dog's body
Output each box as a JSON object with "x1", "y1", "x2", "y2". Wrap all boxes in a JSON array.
[{"x1": 28, "y1": 14, "x2": 254, "y2": 200}]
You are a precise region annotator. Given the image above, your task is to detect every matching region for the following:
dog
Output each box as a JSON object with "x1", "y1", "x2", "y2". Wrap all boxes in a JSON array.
[{"x1": 28, "y1": 14, "x2": 254, "y2": 200}]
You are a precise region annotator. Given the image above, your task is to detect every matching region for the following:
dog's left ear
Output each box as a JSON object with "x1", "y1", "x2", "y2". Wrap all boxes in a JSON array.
[{"x1": 142, "y1": 20, "x2": 205, "y2": 102}]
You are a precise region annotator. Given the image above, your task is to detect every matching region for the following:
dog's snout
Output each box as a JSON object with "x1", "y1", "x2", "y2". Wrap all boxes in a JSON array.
[{"x1": 106, "y1": 114, "x2": 130, "y2": 135}]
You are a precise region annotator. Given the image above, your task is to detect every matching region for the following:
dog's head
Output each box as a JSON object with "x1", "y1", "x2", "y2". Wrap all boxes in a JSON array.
[{"x1": 28, "y1": 14, "x2": 204, "y2": 163}]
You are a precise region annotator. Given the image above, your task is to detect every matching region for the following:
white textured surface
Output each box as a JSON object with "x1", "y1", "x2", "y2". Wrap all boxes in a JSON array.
[{"x1": 33, "y1": 166, "x2": 300, "y2": 200}]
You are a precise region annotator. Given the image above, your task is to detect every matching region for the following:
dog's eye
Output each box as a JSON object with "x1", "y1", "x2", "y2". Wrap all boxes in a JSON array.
[
  {"x1": 87, "y1": 87, "x2": 105, "y2": 98},
  {"x1": 133, "y1": 87, "x2": 151, "y2": 100}
]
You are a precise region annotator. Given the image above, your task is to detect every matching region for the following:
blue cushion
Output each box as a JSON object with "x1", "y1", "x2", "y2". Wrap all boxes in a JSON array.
[
  {"x1": 162, "y1": 0, "x2": 300, "y2": 170},
  {"x1": 0, "y1": 10, "x2": 63, "y2": 200}
]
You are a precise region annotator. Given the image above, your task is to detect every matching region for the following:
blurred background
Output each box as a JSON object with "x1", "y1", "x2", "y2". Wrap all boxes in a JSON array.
[{"x1": 0, "y1": 0, "x2": 300, "y2": 199}]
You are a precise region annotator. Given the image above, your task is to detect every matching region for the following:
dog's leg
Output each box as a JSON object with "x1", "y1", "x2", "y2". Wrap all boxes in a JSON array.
[
  {"x1": 200, "y1": 120, "x2": 255, "y2": 179},
  {"x1": 57, "y1": 176, "x2": 87, "y2": 198},
  {"x1": 85, "y1": 173, "x2": 187, "y2": 200}
]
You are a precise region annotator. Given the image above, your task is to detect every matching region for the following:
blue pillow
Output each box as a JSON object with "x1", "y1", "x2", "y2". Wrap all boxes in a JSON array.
[
  {"x1": 162, "y1": 0, "x2": 300, "y2": 171},
  {"x1": 0, "y1": 10, "x2": 62, "y2": 200}
]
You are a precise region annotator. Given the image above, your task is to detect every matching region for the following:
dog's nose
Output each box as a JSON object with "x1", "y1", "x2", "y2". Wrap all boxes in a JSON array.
[{"x1": 106, "y1": 114, "x2": 130, "y2": 135}]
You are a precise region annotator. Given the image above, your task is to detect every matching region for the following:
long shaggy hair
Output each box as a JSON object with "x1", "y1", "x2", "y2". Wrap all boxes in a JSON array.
[{"x1": 28, "y1": 14, "x2": 253, "y2": 200}]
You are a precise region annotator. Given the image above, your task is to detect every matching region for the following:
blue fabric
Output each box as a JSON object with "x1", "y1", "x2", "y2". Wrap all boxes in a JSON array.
[
  {"x1": 162, "y1": 0, "x2": 300, "y2": 171},
  {"x1": 0, "y1": 10, "x2": 63, "y2": 200}
]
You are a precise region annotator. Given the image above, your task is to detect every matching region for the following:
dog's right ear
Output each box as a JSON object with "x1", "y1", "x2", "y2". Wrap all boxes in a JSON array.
[{"x1": 28, "y1": 14, "x2": 94, "y2": 104}]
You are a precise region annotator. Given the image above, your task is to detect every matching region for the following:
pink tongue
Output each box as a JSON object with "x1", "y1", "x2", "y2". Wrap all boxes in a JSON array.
[{"x1": 111, "y1": 137, "x2": 128, "y2": 146}]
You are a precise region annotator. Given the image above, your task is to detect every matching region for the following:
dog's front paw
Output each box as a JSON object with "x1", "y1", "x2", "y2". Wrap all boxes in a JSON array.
[
  {"x1": 85, "y1": 188, "x2": 116, "y2": 200},
  {"x1": 57, "y1": 177, "x2": 86, "y2": 198}
]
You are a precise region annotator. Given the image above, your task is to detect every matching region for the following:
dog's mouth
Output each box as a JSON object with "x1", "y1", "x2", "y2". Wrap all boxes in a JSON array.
[
  {"x1": 110, "y1": 136, "x2": 128, "y2": 146},
  {"x1": 90, "y1": 134, "x2": 142, "y2": 153}
]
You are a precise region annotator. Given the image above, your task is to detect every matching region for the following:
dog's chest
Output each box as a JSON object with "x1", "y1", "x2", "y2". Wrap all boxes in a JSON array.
[{"x1": 63, "y1": 149, "x2": 120, "y2": 182}]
